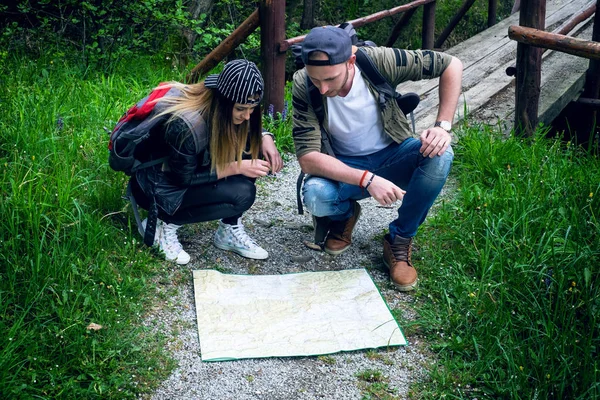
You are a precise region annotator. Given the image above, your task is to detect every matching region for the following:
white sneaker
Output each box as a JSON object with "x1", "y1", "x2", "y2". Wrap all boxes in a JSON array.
[
  {"x1": 213, "y1": 218, "x2": 268, "y2": 260},
  {"x1": 141, "y1": 219, "x2": 189, "y2": 264},
  {"x1": 159, "y1": 222, "x2": 191, "y2": 265},
  {"x1": 141, "y1": 218, "x2": 162, "y2": 246}
]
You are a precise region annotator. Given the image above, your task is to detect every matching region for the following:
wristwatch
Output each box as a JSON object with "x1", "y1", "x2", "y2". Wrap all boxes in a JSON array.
[
  {"x1": 434, "y1": 120, "x2": 452, "y2": 132},
  {"x1": 262, "y1": 131, "x2": 275, "y2": 139}
]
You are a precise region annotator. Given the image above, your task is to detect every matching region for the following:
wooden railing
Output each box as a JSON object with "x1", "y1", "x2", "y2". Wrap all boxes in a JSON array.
[
  {"x1": 505, "y1": 2, "x2": 596, "y2": 76},
  {"x1": 188, "y1": 0, "x2": 500, "y2": 114},
  {"x1": 509, "y1": 0, "x2": 599, "y2": 136},
  {"x1": 280, "y1": 0, "x2": 437, "y2": 53},
  {"x1": 262, "y1": 0, "x2": 502, "y2": 113}
]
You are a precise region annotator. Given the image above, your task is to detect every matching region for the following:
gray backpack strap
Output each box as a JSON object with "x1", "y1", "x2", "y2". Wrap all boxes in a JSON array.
[
  {"x1": 297, "y1": 74, "x2": 336, "y2": 215},
  {"x1": 355, "y1": 48, "x2": 420, "y2": 133},
  {"x1": 126, "y1": 179, "x2": 158, "y2": 247}
]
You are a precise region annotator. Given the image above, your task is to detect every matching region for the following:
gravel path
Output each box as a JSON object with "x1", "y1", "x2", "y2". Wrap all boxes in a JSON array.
[{"x1": 144, "y1": 156, "x2": 440, "y2": 400}]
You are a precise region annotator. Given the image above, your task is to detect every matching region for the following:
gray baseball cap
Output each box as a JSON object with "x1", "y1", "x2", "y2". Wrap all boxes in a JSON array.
[
  {"x1": 204, "y1": 59, "x2": 264, "y2": 105},
  {"x1": 301, "y1": 26, "x2": 353, "y2": 66}
]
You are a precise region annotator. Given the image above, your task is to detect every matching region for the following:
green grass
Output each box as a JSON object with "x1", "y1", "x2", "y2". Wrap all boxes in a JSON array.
[
  {"x1": 411, "y1": 125, "x2": 599, "y2": 399},
  {"x1": 0, "y1": 53, "x2": 186, "y2": 398},
  {"x1": 0, "y1": 49, "x2": 296, "y2": 398},
  {"x1": 356, "y1": 368, "x2": 399, "y2": 399}
]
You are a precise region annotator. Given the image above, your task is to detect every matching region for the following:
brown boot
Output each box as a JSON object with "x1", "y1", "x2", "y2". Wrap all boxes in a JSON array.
[
  {"x1": 383, "y1": 234, "x2": 418, "y2": 291},
  {"x1": 324, "y1": 201, "x2": 362, "y2": 255}
]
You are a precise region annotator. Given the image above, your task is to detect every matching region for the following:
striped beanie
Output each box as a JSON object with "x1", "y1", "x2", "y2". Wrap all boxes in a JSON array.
[{"x1": 204, "y1": 60, "x2": 264, "y2": 105}]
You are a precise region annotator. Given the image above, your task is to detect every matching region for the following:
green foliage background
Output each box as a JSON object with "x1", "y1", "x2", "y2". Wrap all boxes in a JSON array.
[{"x1": 1, "y1": 0, "x2": 516, "y2": 71}]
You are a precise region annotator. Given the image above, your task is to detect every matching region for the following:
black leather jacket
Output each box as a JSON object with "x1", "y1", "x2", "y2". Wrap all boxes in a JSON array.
[{"x1": 135, "y1": 116, "x2": 218, "y2": 215}]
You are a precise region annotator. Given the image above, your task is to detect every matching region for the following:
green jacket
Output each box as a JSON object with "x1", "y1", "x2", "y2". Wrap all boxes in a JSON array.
[{"x1": 291, "y1": 46, "x2": 453, "y2": 158}]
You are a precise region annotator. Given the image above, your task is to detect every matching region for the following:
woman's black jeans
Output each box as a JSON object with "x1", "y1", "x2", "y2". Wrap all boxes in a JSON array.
[{"x1": 131, "y1": 175, "x2": 256, "y2": 226}]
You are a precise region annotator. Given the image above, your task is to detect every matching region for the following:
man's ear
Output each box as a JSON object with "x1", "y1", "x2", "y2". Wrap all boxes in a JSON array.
[{"x1": 347, "y1": 54, "x2": 356, "y2": 68}]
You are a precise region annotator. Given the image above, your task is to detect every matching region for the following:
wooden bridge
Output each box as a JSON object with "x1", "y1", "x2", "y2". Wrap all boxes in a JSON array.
[
  {"x1": 189, "y1": 0, "x2": 600, "y2": 136},
  {"x1": 399, "y1": 0, "x2": 598, "y2": 134}
]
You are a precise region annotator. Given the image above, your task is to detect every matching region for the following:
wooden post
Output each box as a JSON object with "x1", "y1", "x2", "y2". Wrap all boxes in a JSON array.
[
  {"x1": 422, "y1": 2, "x2": 436, "y2": 49},
  {"x1": 434, "y1": 0, "x2": 477, "y2": 48},
  {"x1": 583, "y1": 3, "x2": 599, "y2": 143},
  {"x1": 186, "y1": 9, "x2": 260, "y2": 83},
  {"x1": 583, "y1": 3, "x2": 600, "y2": 100},
  {"x1": 385, "y1": 8, "x2": 417, "y2": 47},
  {"x1": 514, "y1": 0, "x2": 546, "y2": 136},
  {"x1": 488, "y1": 0, "x2": 497, "y2": 27},
  {"x1": 260, "y1": 0, "x2": 286, "y2": 114}
]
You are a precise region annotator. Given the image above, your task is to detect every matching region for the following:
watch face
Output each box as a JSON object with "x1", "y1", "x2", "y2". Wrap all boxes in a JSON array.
[{"x1": 436, "y1": 121, "x2": 451, "y2": 131}]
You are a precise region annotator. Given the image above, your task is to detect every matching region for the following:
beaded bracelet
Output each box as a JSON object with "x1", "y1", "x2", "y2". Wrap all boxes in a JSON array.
[{"x1": 364, "y1": 173, "x2": 375, "y2": 190}]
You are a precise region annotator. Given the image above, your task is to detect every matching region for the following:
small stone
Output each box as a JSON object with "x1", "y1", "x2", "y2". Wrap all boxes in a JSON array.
[
  {"x1": 291, "y1": 255, "x2": 313, "y2": 263},
  {"x1": 303, "y1": 241, "x2": 323, "y2": 251},
  {"x1": 254, "y1": 219, "x2": 273, "y2": 227}
]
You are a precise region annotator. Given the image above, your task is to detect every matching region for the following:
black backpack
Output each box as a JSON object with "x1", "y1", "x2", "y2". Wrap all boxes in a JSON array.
[
  {"x1": 108, "y1": 85, "x2": 204, "y2": 247},
  {"x1": 108, "y1": 84, "x2": 174, "y2": 176}
]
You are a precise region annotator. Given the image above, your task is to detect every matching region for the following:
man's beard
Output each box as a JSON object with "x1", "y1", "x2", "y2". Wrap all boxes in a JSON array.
[{"x1": 324, "y1": 67, "x2": 350, "y2": 97}]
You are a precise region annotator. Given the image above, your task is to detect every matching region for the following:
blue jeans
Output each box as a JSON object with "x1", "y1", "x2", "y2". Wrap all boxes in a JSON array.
[{"x1": 302, "y1": 138, "x2": 453, "y2": 239}]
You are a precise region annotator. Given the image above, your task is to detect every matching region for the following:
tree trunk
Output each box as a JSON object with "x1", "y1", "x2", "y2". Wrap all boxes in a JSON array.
[
  {"x1": 300, "y1": 0, "x2": 316, "y2": 29},
  {"x1": 182, "y1": 0, "x2": 215, "y2": 53}
]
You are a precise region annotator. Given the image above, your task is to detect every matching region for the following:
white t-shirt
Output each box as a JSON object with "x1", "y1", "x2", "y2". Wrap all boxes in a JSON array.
[{"x1": 327, "y1": 65, "x2": 392, "y2": 156}]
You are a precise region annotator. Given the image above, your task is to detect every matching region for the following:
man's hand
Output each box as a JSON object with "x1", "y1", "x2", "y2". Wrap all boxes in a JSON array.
[
  {"x1": 419, "y1": 127, "x2": 452, "y2": 158},
  {"x1": 261, "y1": 135, "x2": 283, "y2": 173},
  {"x1": 366, "y1": 175, "x2": 406, "y2": 206}
]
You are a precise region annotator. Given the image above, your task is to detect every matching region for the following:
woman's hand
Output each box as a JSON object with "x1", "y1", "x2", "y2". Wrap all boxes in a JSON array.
[
  {"x1": 261, "y1": 135, "x2": 283, "y2": 173},
  {"x1": 237, "y1": 159, "x2": 272, "y2": 178},
  {"x1": 218, "y1": 159, "x2": 271, "y2": 179}
]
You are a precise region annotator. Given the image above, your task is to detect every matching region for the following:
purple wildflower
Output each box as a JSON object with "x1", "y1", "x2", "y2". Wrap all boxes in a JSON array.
[
  {"x1": 281, "y1": 101, "x2": 288, "y2": 121},
  {"x1": 56, "y1": 116, "x2": 64, "y2": 131},
  {"x1": 267, "y1": 104, "x2": 275, "y2": 119}
]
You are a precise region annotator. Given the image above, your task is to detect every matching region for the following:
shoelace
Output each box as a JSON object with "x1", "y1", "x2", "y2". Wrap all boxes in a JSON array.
[
  {"x1": 162, "y1": 225, "x2": 183, "y2": 253},
  {"x1": 391, "y1": 238, "x2": 413, "y2": 266},
  {"x1": 230, "y1": 225, "x2": 258, "y2": 248}
]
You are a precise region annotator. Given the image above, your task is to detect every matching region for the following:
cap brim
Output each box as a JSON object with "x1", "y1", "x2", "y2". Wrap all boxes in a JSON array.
[{"x1": 204, "y1": 74, "x2": 219, "y2": 88}]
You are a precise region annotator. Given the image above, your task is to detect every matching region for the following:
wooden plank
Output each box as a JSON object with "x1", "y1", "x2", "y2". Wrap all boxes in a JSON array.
[
  {"x1": 583, "y1": 3, "x2": 600, "y2": 98},
  {"x1": 442, "y1": 0, "x2": 584, "y2": 64},
  {"x1": 396, "y1": 0, "x2": 593, "y2": 133},
  {"x1": 398, "y1": 0, "x2": 592, "y2": 96},
  {"x1": 537, "y1": 36, "x2": 591, "y2": 124},
  {"x1": 469, "y1": 21, "x2": 594, "y2": 132},
  {"x1": 411, "y1": 17, "x2": 594, "y2": 133}
]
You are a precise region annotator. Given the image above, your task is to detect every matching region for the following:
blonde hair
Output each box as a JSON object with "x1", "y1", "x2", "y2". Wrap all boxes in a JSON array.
[{"x1": 154, "y1": 81, "x2": 262, "y2": 174}]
